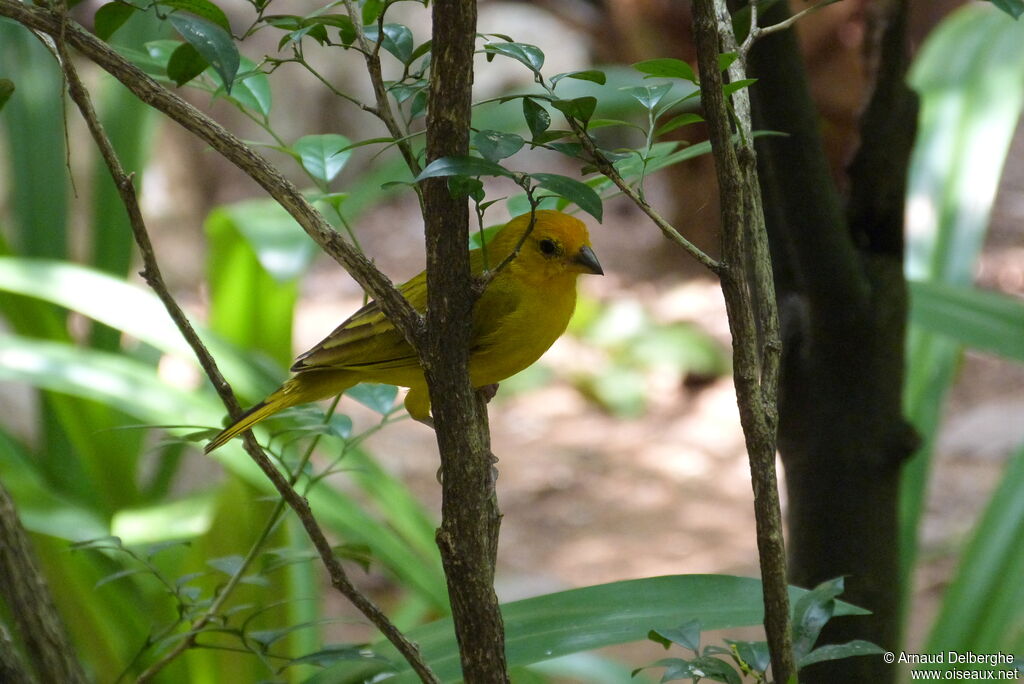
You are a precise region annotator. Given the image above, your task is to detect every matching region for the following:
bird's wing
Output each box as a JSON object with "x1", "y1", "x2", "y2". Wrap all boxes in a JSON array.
[
  {"x1": 469, "y1": 276, "x2": 522, "y2": 353},
  {"x1": 291, "y1": 274, "x2": 427, "y2": 372}
]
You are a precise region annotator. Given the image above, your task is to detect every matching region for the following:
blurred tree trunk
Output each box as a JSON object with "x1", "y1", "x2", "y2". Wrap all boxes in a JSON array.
[{"x1": 748, "y1": 1, "x2": 921, "y2": 682}]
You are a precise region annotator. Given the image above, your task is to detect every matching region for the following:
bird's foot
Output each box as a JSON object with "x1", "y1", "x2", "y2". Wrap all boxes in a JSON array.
[{"x1": 478, "y1": 383, "x2": 500, "y2": 403}]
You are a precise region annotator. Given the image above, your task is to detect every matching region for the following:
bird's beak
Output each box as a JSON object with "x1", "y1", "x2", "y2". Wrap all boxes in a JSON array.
[{"x1": 573, "y1": 245, "x2": 604, "y2": 275}]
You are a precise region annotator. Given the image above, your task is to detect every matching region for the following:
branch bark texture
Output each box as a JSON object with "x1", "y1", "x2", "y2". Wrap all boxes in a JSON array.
[
  {"x1": 690, "y1": 1, "x2": 793, "y2": 681},
  {"x1": 0, "y1": 482, "x2": 87, "y2": 684},
  {"x1": 422, "y1": 1, "x2": 510, "y2": 681}
]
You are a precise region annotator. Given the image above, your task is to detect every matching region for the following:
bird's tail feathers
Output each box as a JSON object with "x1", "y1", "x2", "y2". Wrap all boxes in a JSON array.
[{"x1": 205, "y1": 373, "x2": 354, "y2": 453}]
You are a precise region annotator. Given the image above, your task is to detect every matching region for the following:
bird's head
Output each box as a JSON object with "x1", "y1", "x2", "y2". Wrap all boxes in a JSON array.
[{"x1": 492, "y1": 210, "x2": 603, "y2": 280}]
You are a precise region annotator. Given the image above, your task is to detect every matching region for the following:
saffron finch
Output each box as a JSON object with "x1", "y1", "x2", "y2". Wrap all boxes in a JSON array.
[{"x1": 205, "y1": 210, "x2": 602, "y2": 453}]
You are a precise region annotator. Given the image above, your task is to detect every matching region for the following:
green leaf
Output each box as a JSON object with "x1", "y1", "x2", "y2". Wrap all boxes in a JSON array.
[
  {"x1": 158, "y1": 0, "x2": 232, "y2": 33},
  {"x1": 551, "y1": 96, "x2": 597, "y2": 124},
  {"x1": 791, "y1": 577, "x2": 845, "y2": 660},
  {"x1": 94, "y1": 2, "x2": 137, "y2": 41},
  {"x1": 346, "y1": 383, "x2": 398, "y2": 414},
  {"x1": 986, "y1": 0, "x2": 1024, "y2": 19},
  {"x1": 718, "y1": 52, "x2": 739, "y2": 72},
  {"x1": 725, "y1": 639, "x2": 771, "y2": 673},
  {"x1": 166, "y1": 41, "x2": 208, "y2": 87},
  {"x1": 292, "y1": 134, "x2": 353, "y2": 185},
  {"x1": 327, "y1": 575, "x2": 869, "y2": 684},
  {"x1": 798, "y1": 640, "x2": 885, "y2": 668},
  {"x1": 168, "y1": 13, "x2": 239, "y2": 93},
  {"x1": 551, "y1": 69, "x2": 607, "y2": 86},
  {"x1": 522, "y1": 97, "x2": 551, "y2": 139},
  {"x1": 530, "y1": 172, "x2": 603, "y2": 222},
  {"x1": 207, "y1": 554, "x2": 246, "y2": 576},
  {"x1": 634, "y1": 58, "x2": 696, "y2": 82},
  {"x1": 925, "y1": 446, "x2": 1024, "y2": 657},
  {"x1": 364, "y1": 23, "x2": 414, "y2": 64},
  {"x1": 908, "y1": 281, "x2": 1024, "y2": 361},
  {"x1": 622, "y1": 83, "x2": 673, "y2": 111},
  {"x1": 472, "y1": 129, "x2": 524, "y2": 163},
  {"x1": 0, "y1": 79, "x2": 14, "y2": 113},
  {"x1": 416, "y1": 155, "x2": 515, "y2": 180},
  {"x1": 483, "y1": 42, "x2": 545, "y2": 73},
  {"x1": 220, "y1": 61, "x2": 272, "y2": 117},
  {"x1": 650, "y1": 619, "x2": 702, "y2": 652},
  {"x1": 654, "y1": 112, "x2": 705, "y2": 137},
  {"x1": 361, "y1": 0, "x2": 384, "y2": 24},
  {"x1": 722, "y1": 78, "x2": 757, "y2": 97},
  {"x1": 447, "y1": 176, "x2": 485, "y2": 202}
]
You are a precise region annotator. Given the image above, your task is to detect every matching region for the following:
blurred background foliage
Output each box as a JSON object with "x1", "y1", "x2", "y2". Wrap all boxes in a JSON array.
[{"x1": 0, "y1": 0, "x2": 1022, "y2": 681}]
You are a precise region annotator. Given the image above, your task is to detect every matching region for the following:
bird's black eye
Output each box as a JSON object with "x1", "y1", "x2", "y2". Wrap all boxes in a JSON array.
[{"x1": 539, "y1": 238, "x2": 557, "y2": 256}]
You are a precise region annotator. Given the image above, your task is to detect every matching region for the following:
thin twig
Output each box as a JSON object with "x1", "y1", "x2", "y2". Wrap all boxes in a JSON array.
[
  {"x1": 568, "y1": 118, "x2": 722, "y2": 273},
  {"x1": 740, "y1": 0, "x2": 842, "y2": 58},
  {"x1": 48, "y1": 15, "x2": 438, "y2": 684},
  {"x1": 691, "y1": 0, "x2": 793, "y2": 681},
  {"x1": 342, "y1": 0, "x2": 423, "y2": 183}
]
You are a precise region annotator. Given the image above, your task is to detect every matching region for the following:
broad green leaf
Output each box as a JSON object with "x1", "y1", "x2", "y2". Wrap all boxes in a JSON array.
[
  {"x1": 0, "y1": 257, "x2": 266, "y2": 398},
  {"x1": 650, "y1": 619, "x2": 702, "y2": 652},
  {"x1": 361, "y1": 0, "x2": 384, "y2": 24},
  {"x1": 530, "y1": 172, "x2": 603, "y2": 221},
  {"x1": 365, "y1": 23, "x2": 414, "y2": 64},
  {"x1": 111, "y1": 492, "x2": 217, "y2": 544},
  {"x1": 908, "y1": 281, "x2": 1024, "y2": 361},
  {"x1": 718, "y1": 52, "x2": 739, "y2": 72},
  {"x1": 483, "y1": 42, "x2": 545, "y2": 73},
  {"x1": 551, "y1": 96, "x2": 597, "y2": 124},
  {"x1": 900, "y1": 3, "x2": 1024, "y2": 599},
  {"x1": 315, "y1": 575, "x2": 869, "y2": 683},
  {"x1": 987, "y1": 0, "x2": 1024, "y2": 19},
  {"x1": 0, "y1": 429, "x2": 108, "y2": 541},
  {"x1": 634, "y1": 58, "x2": 696, "y2": 82},
  {"x1": 219, "y1": 61, "x2": 272, "y2": 117},
  {"x1": 166, "y1": 41, "x2": 207, "y2": 87},
  {"x1": 522, "y1": 97, "x2": 551, "y2": 139},
  {"x1": 94, "y1": 2, "x2": 137, "y2": 41},
  {"x1": 168, "y1": 13, "x2": 239, "y2": 92},
  {"x1": 158, "y1": 0, "x2": 232, "y2": 33},
  {"x1": 206, "y1": 202, "x2": 307, "y2": 367},
  {"x1": 654, "y1": 112, "x2": 704, "y2": 137},
  {"x1": 345, "y1": 383, "x2": 398, "y2": 414},
  {"x1": 447, "y1": 175, "x2": 485, "y2": 202},
  {"x1": 551, "y1": 69, "x2": 607, "y2": 86},
  {"x1": 722, "y1": 78, "x2": 757, "y2": 97},
  {"x1": 0, "y1": 335, "x2": 222, "y2": 427},
  {"x1": 798, "y1": 640, "x2": 885, "y2": 668},
  {"x1": 925, "y1": 447, "x2": 1024, "y2": 658},
  {"x1": 622, "y1": 83, "x2": 673, "y2": 111},
  {"x1": 293, "y1": 134, "x2": 353, "y2": 185},
  {"x1": 0, "y1": 79, "x2": 12, "y2": 113},
  {"x1": 472, "y1": 129, "x2": 524, "y2": 163},
  {"x1": 416, "y1": 155, "x2": 515, "y2": 180},
  {"x1": 791, "y1": 577, "x2": 844, "y2": 660}
]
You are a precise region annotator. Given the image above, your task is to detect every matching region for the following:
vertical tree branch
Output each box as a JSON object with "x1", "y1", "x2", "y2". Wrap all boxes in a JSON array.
[
  {"x1": 0, "y1": 482, "x2": 87, "y2": 684},
  {"x1": 691, "y1": 1, "x2": 793, "y2": 681},
  {"x1": 421, "y1": 1, "x2": 510, "y2": 681}
]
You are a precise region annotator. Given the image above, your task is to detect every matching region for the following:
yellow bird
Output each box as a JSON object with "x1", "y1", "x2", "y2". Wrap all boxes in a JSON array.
[{"x1": 205, "y1": 210, "x2": 602, "y2": 453}]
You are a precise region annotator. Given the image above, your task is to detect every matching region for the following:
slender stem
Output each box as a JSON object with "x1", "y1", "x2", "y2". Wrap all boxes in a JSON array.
[
  {"x1": 569, "y1": 116, "x2": 722, "y2": 273},
  {"x1": 342, "y1": 0, "x2": 423, "y2": 183},
  {"x1": 47, "y1": 16, "x2": 438, "y2": 683},
  {"x1": 691, "y1": 1, "x2": 793, "y2": 681}
]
